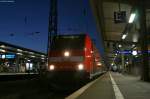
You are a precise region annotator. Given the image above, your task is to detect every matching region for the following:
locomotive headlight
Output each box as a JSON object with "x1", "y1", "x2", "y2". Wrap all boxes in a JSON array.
[
  {"x1": 64, "y1": 51, "x2": 70, "y2": 57},
  {"x1": 49, "y1": 65, "x2": 55, "y2": 70},
  {"x1": 78, "y1": 64, "x2": 84, "y2": 70}
]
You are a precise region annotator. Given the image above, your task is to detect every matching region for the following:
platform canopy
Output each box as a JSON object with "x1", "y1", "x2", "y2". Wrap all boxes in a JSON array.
[
  {"x1": 90, "y1": 0, "x2": 150, "y2": 64},
  {"x1": 0, "y1": 41, "x2": 46, "y2": 60}
]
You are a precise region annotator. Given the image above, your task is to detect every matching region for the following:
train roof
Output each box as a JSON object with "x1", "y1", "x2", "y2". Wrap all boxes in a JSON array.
[{"x1": 54, "y1": 34, "x2": 86, "y2": 37}]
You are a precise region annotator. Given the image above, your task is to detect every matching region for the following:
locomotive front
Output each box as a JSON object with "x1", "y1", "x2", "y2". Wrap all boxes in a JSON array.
[{"x1": 47, "y1": 34, "x2": 89, "y2": 86}]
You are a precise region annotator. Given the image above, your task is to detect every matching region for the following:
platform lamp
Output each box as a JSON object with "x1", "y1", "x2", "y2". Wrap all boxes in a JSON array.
[
  {"x1": 129, "y1": 13, "x2": 136, "y2": 23},
  {"x1": 128, "y1": 9, "x2": 137, "y2": 24},
  {"x1": 122, "y1": 33, "x2": 128, "y2": 40},
  {"x1": 121, "y1": 11, "x2": 137, "y2": 40}
]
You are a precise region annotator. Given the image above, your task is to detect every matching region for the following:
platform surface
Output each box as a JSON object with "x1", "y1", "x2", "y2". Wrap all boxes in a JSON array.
[{"x1": 71, "y1": 72, "x2": 150, "y2": 99}]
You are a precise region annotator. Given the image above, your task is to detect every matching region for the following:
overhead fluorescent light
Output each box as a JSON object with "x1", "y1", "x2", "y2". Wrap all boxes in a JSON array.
[
  {"x1": 17, "y1": 49, "x2": 23, "y2": 52},
  {"x1": 132, "y1": 44, "x2": 135, "y2": 47},
  {"x1": 41, "y1": 57, "x2": 45, "y2": 60},
  {"x1": 122, "y1": 34, "x2": 127, "y2": 40},
  {"x1": 0, "y1": 49, "x2": 6, "y2": 52},
  {"x1": 31, "y1": 55, "x2": 35, "y2": 58},
  {"x1": 129, "y1": 13, "x2": 136, "y2": 23},
  {"x1": 17, "y1": 53, "x2": 23, "y2": 55},
  {"x1": 0, "y1": 45, "x2": 5, "y2": 48}
]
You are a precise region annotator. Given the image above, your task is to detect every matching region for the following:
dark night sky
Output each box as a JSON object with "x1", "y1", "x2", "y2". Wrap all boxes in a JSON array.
[{"x1": 0, "y1": 0, "x2": 104, "y2": 54}]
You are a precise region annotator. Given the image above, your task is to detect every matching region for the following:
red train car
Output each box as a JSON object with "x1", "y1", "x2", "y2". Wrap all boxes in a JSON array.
[{"x1": 47, "y1": 34, "x2": 104, "y2": 87}]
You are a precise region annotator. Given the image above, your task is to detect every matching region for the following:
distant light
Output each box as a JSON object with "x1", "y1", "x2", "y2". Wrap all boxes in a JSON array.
[
  {"x1": 29, "y1": 52, "x2": 34, "y2": 54},
  {"x1": 25, "y1": 63, "x2": 33, "y2": 70},
  {"x1": 17, "y1": 53, "x2": 23, "y2": 55},
  {"x1": 111, "y1": 63, "x2": 114, "y2": 66},
  {"x1": 97, "y1": 62, "x2": 102, "y2": 66},
  {"x1": 119, "y1": 44, "x2": 122, "y2": 48},
  {"x1": 17, "y1": 49, "x2": 22, "y2": 52},
  {"x1": 132, "y1": 50, "x2": 138, "y2": 56},
  {"x1": 0, "y1": 49, "x2": 6, "y2": 52},
  {"x1": 132, "y1": 44, "x2": 135, "y2": 47},
  {"x1": 129, "y1": 13, "x2": 136, "y2": 23},
  {"x1": 41, "y1": 55, "x2": 45, "y2": 57},
  {"x1": 2, "y1": 55, "x2": 5, "y2": 59},
  {"x1": 30, "y1": 63, "x2": 33, "y2": 70},
  {"x1": 0, "y1": 45, "x2": 5, "y2": 48},
  {"x1": 26, "y1": 63, "x2": 30, "y2": 70},
  {"x1": 31, "y1": 56, "x2": 35, "y2": 58},
  {"x1": 114, "y1": 57, "x2": 116, "y2": 60},
  {"x1": 27, "y1": 60, "x2": 31, "y2": 62},
  {"x1": 41, "y1": 57, "x2": 45, "y2": 60},
  {"x1": 122, "y1": 34, "x2": 127, "y2": 40},
  {"x1": 126, "y1": 62, "x2": 129, "y2": 64},
  {"x1": 133, "y1": 35, "x2": 138, "y2": 42},
  {"x1": 115, "y1": 53, "x2": 117, "y2": 56}
]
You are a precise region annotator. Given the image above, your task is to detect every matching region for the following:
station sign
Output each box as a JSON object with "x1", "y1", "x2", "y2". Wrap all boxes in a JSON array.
[
  {"x1": 0, "y1": 54, "x2": 16, "y2": 59},
  {"x1": 114, "y1": 11, "x2": 126, "y2": 23}
]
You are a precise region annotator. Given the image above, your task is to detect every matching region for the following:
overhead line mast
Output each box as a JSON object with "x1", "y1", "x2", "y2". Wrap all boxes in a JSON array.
[{"x1": 47, "y1": 0, "x2": 58, "y2": 67}]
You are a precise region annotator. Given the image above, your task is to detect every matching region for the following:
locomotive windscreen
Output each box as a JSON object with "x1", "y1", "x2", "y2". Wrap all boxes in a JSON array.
[{"x1": 51, "y1": 35, "x2": 85, "y2": 50}]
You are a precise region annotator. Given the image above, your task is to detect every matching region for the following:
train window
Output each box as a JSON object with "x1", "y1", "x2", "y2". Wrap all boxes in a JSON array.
[{"x1": 51, "y1": 35, "x2": 85, "y2": 50}]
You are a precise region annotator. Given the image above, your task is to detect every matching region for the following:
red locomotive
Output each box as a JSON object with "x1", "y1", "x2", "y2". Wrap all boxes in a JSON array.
[{"x1": 47, "y1": 34, "x2": 105, "y2": 88}]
